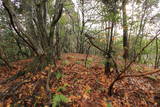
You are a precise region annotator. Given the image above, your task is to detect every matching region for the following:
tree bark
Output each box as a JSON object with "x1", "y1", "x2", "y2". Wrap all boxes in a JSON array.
[{"x1": 122, "y1": 0, "x2": 129, "y2": 60}]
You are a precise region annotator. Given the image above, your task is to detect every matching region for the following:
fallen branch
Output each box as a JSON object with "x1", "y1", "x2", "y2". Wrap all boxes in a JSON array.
[{"x1": 121, "y1": 69, "x2": 160, "y2": 78}]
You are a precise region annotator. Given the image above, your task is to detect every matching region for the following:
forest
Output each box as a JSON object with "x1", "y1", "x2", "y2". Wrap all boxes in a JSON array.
[{"x1": 0, "y1": 0, "x2": 160, "y2": 106}]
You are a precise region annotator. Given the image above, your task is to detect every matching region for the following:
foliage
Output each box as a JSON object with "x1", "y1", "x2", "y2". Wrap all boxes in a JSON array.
[
  {"x1": 56, "y1": 84, "x2": 69, "y2": 92},
  {"x1": 52, "y1": 94, "x2": 69, "y2": 107},
  {"x1": 54, "y1": 71, "x2": 63, "y2": 80},
  {"x1": 106, "y1": 102, "x2": 112, "y2": 107},
  {"x1": 53, "y1": 68, "x2": 64, "y2": 80},
  {"x1": 103, "y1": 11, "x2": 121, "y2": 22}
]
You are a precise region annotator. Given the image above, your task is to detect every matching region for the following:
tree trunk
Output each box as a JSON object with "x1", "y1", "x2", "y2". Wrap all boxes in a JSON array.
[
  {"x1": 105, "y1": 21, "x2": 114, "y2": 75},
  {"x1": 122, "y1": 0, "x2": 129, "y2": 60},
  {"x1": 155, "y1": 37, "x2": 159, "y2": 69},
  {"x1": 2, "y1": 0, "x2": 64, "y2": 104}
]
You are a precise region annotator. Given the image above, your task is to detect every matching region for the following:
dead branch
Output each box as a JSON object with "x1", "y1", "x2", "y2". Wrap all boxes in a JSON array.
[{"x1": 121, "y1": 69, "x2": 160, "y2": 78}]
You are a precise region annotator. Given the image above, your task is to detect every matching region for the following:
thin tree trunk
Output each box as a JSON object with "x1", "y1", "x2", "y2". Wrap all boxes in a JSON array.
[
  {"x1": 155, "y1": 37, "x2": 159, "y2": 69},
  {"x1": 105, "y1": 21, "x2": 114, "y2": 75},
  {"x1": 122, "y1": 0, "x2": 129, "y2": 60}
]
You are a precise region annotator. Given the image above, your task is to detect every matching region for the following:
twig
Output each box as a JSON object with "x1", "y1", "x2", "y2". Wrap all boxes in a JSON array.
[
  {"x1": 85, "y1": 33, "x2": 106, "y2": 53},
  {"x1": 85, "y1": 43, "x2": 91, "y2": 67}
]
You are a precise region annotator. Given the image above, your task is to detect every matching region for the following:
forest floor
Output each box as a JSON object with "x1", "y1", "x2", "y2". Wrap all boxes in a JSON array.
[{"x1": 0, "y1": 53, "x2": 160, "y2": 107}]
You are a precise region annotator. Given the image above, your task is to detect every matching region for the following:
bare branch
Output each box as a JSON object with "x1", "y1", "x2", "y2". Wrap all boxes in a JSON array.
[{"x1": 2, "y1": 0, "x2": 38, "y2": 55}]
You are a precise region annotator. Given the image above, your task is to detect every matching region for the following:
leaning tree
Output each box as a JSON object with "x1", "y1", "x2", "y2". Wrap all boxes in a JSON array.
[{"x1": 0, "y1": 0, "x2": 66, "y2": 102}]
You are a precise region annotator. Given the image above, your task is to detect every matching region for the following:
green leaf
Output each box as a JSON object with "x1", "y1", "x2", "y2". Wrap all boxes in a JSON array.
[{"x1": 52, "y1": 94, "x2": 69, "y2": 107}]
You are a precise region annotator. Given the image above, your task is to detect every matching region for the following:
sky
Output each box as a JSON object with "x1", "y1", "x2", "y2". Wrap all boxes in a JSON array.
[
  {"x1": 71, "y1": 0, "x2": 160, "y2": 36},
  {"x1": 71, "y1": 0, "x2": 79, "y2": 12}
]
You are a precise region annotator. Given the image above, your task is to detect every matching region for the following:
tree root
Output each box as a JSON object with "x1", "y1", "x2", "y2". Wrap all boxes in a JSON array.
[
  {"x1": 0, "y1": 80, "x2": 30, "y2": 102},
  {"x1": 0, "y1": 56, "x2": 48, "y2": 85}
]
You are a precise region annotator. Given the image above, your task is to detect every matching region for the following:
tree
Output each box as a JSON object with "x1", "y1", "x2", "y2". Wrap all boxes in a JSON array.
[
  {"x1": 1, "y1": 0, "x2": 65, "y2": 103},
  {"x1": 101, "y1": 0, "x2": 119, "y2": 75},
  {"x1": 122, "y1": 0, "x2": 129, "y2": 60},
  {"x1": 2, "y1": 0, "x2": 64, "y2": 66}
]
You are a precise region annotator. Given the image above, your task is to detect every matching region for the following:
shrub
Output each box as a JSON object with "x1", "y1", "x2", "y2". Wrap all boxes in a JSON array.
[{"x1": 52, "y1": 94, "x2": 69, "y2": 107}]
